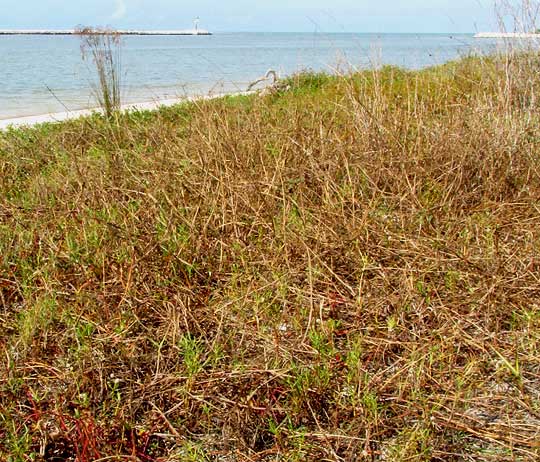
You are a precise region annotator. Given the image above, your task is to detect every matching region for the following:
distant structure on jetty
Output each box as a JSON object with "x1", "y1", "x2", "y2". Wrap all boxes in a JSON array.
[
  {"x1": 0, "y1": 19, "x2": 211, "y2": 36},
  {"x1": 0, "y1": 29, "x2": 211, "y2": 36},
  {"x1": 474, "y1": 32, "x2": 539, "y2": 38}
]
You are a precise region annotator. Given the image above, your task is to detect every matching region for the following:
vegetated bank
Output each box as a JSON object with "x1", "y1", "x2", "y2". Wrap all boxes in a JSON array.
[{"x1": 1, "y1": 54, "x2": 539, "y2": 461}]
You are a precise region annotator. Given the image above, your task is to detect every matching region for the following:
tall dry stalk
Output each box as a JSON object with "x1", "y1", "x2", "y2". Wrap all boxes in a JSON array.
[
  {"x1": 491, "y1": 1, "x2": 540, "y2": 112},
  {"x1": 76, "y1": 27, "x2": 122, "y2": 119},
  {"x1": 496, "y1": 0, "x2": 540, "y2": 33}
]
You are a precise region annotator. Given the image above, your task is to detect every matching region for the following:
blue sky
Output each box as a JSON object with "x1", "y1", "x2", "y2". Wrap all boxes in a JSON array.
[{"x1": 0, "y1": 1, "x2": 504, "y2": 33}]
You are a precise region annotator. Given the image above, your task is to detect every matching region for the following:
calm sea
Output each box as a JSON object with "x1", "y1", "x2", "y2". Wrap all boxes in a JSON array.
[{"x1": 0, "y1": 32, "x2": 499, "y2": 119}]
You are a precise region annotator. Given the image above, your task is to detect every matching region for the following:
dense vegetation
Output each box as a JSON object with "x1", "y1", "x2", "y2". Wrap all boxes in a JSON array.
[{"x1": 1, "y1": 54, "x2": 539, "y2": 461}]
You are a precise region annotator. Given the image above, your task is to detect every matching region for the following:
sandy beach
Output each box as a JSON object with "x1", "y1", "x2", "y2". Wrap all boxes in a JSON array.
[{"x1": 0, "y1": 92, "x2": 248, "y2": 130}]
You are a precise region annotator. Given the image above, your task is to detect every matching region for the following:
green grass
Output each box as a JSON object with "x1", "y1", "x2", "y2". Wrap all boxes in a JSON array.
[{"x1": 1, "y1": 53, "x2": 540, "y2": 461}]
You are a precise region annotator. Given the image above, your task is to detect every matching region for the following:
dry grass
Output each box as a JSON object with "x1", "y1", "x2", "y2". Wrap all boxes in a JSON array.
[
  {"x1": 76, "y1": 27, "x2": 122, "y2": 120},
  {"x1": 1, "y1": 53, "x2": 540, "y2": 461}
]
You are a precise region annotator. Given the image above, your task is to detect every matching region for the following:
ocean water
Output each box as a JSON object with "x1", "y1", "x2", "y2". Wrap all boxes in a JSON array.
[{"x1": 0, "y1": 32, "x2": 499, "y2": 119}]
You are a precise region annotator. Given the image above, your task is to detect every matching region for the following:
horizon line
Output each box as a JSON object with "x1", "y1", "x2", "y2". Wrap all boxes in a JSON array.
[{"x1": 0, "y1": 28, "x2": 479, "y2": 35}]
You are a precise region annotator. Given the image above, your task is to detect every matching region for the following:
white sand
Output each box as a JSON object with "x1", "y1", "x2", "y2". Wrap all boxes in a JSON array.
[{"x1": 0, "y1": 92, "x2": 249, "y2": 131}]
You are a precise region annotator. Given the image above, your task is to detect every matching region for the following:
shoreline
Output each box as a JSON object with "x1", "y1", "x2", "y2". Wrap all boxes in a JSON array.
[{"x1": 0, "y1": 91, "x2": 250, "y2": 130}]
